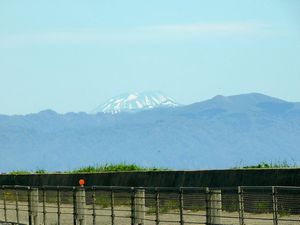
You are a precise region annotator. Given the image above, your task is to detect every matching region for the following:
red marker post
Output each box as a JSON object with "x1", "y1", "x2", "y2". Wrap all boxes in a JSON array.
[
  {"x1": 79, "y1": 179, "x2": 85, "y2": 187},
  {"x1": 76, "y1": 179, "x2": 86, "y2": 225}
]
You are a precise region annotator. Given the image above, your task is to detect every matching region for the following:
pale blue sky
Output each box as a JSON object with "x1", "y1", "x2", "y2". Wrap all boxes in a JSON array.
[{"x1": 0, "y1": 0, "x2": 299, "y2": 114}]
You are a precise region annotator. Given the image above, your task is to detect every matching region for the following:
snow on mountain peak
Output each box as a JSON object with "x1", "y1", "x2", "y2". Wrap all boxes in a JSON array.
[{"x1": 92, "y1": 92, "x2": 180, "y2": 114}]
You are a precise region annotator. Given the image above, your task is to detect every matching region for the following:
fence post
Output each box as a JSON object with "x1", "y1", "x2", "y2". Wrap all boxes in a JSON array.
[
  {"x1": 272, "y1": 186, "x2": 278, "y2": 225},
  {"x1": 92, "y1": 187, "x2": 96, "y2": 225},
  {"x1": 29, "y1": 188, "x2": 39, "y2": 225},
  {"x1": 131, "y1": 187, "x2": 135, "y2": 225},
  {"x1": 27, "y1": 187, "x2": 32, "y2": 225},
  {"x1": 206, "y1": 188, "x2": 222, "y2": 225},
  {"x1": 76, "y1": 186, "x2": 86, "y2": 225},
  {"x1": 135, "y1": 188, "x2": 145, "y2": 225},
  {"x1": 2, "y1": 186, "x2": 7, "y2": 222},
  {"x1": 155, "y1": 188, "x2": 160, "y2": 225},
  {"x1": 238, "y1": 186, "x2": 244, "y2": 225},
  {"x1": 57, "y1": 187, "x2": 61, "y2": 225},
  {"x1": 72, "y1": 187, "x2": 77, "y2": 225},
  {"x1": 15, "y1": 188, "x2": 20, "y2": 224},
  {"x1": 42, "y1": 187, "x2": 47, "y2": 225},
  {"x1": 205, "y1": 188, "x2": 210, "y2": 225},
  {"x1": 111, "y1": 189, "x2": 115, "y2": 225},
  {"x1": 179, "y1": 188, "x2": 184, "y2": 225}
]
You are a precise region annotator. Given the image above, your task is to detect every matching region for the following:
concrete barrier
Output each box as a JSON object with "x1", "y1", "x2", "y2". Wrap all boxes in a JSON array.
[
  {"x1": 29, "y1": 188, "x2": 39, "y2": 225},
  {"x1": 75, "y1": 187, "x2": 86, "y2": 225},
  {"x1": 206, "y1": 189, "x2": 222, "y2": 225},
  {"x1": 134, "y1": 189, "x2": 145, "y2": 225},
  {"x1": 0, "y1": 168, "x2": 300, "y2": 187}
]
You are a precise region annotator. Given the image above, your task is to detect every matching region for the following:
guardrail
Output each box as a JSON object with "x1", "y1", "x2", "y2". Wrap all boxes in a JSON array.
[{"x1": 0, "y1": 185, "x2": 299, "y2": 225}]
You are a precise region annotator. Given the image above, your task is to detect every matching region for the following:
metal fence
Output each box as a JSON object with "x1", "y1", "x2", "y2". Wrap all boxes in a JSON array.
[{"x1": 0, "y1": 185, "x2": 299, "y2": 225}]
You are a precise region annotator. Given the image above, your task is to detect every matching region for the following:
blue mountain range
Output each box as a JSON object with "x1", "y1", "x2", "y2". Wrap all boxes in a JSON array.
[{"x1": 0, "y1": 93, "x2": 300, "y2": 172}]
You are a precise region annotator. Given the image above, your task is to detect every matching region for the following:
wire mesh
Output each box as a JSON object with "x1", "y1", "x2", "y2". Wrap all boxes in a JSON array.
[
  {"x1": 0, "y1": 186, "x2": 299, "y2": 225},
  {"x1": 0, "y1": 187, "x2": 29, "y2": 225}
]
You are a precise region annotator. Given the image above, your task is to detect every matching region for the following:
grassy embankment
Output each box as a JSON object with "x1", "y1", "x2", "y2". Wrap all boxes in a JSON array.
[
  {"x1": 7, "y1": 161, "x2": 299, "y2": 175},
  {"x1": 8, "y1": 163, "x2": 167, "y2": 174},
  {"x1": 234, "y1": 160, "x2": 298, "y2": 169}
]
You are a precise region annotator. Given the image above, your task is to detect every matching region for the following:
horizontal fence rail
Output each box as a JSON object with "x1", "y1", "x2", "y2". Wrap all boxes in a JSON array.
[{"x1": 0, "y1": 185, "x2": 299, "y2": 225}]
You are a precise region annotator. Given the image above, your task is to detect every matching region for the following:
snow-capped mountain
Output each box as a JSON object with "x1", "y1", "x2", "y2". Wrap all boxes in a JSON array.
[{"x1": 92, "y1": 92, "x2": 180, "y2": 114}]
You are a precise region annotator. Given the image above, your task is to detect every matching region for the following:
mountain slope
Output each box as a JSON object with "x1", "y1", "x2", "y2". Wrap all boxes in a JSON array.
[{"x1": 0, "y1": 93, "x2": 300, "y2": 172}]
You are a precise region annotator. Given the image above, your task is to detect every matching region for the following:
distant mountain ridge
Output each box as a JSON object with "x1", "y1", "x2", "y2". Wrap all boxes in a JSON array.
[
  {"x1": 0, "y1": 93, "x2": 300, "y2": 172},
  {"x1": 92, "y1": 91, "x2": 180, "y2": 114},
  {"x1": 183, "y1": 93, "x2": 296, "y2": 113}
]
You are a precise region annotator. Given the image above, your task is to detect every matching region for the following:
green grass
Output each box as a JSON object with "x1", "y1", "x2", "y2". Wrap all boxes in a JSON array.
[
  {"x1": 35, "y1": 168, "x2": 47, "y2": 174},
  {"x1": 6, "y1": 163, "x2": 167, "y2": 174},
  {"x1": 160, "y1": 200, "x2": 179, "y2": 213},
  {"x1": 95, "y1": 193, "x2": 111, "y2": 208},
  {"x1": 9, "y1": 170, "x2": 31, "y2": 175},
  {"x1": 71, "y1": 163, "x2": 167, "y2": 173},
  {"x1": 146, "y1": 206, "x2": 156, "y2": 214},
  {"x1": 7, "y1": 160, "x2": 299, "y2": 174},
  {"x1": 233, "y1": 160, "x2": 298, "y2": 169},
  {"x1": 9, "y1": 169, "x2": 46, "y2": 175}
]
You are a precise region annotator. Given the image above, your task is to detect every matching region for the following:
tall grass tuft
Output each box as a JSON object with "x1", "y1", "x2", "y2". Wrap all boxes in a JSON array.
[
  {"x1": 71, "y1": 163, "x2": 167, "y2": 173},
  {"x1": 234, "y1": 160, "x2": 298, "y2": 169}
]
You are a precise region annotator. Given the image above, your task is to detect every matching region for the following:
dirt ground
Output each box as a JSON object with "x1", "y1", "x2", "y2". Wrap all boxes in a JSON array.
[{"x1": 0, "y1": 201, "x2": 299, "y2": 225}]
